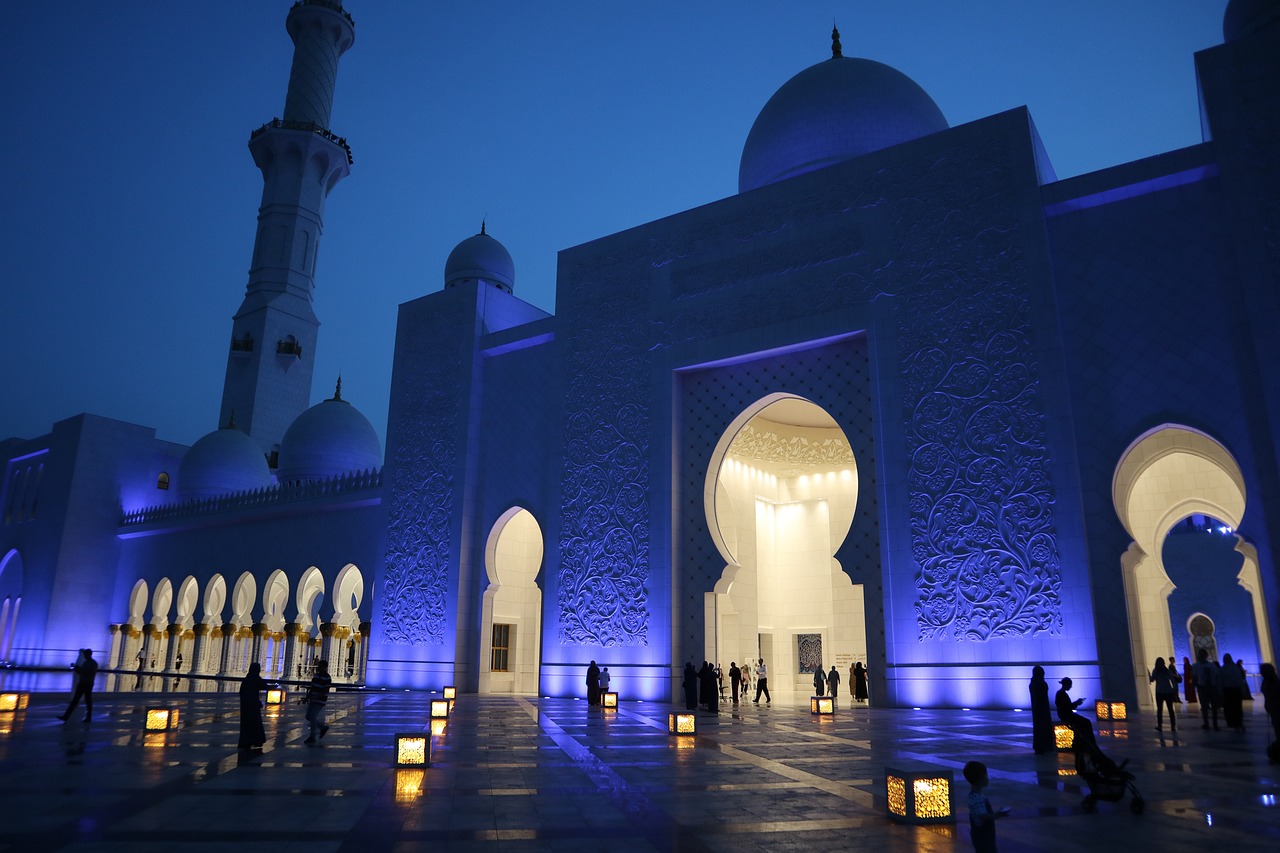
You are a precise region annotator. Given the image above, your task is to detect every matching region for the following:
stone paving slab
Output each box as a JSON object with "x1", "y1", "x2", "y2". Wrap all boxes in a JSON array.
[{"x1": 0, "y1": 691, "x2": 1277, "y2": 851}]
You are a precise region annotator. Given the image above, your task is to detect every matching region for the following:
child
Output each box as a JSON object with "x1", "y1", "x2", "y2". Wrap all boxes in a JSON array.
[{"x1": 963, "y1": 760, "x2": 1009, "y2": 853}]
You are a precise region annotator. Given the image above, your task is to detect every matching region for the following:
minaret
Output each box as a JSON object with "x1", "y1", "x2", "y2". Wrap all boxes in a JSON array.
[{"x1": 219, "y1": 0, "x2": 355, "y2": 461}]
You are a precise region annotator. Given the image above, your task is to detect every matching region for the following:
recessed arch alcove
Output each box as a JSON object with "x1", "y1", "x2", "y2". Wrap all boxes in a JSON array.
[
  {"x1": 705, "y1": 394, "x2": 866, "y2": 698},
  {"x1": 1113, "y1": 424, "x2": 1272, "y2": 706},
  {"x1": 479, "y1": 507, "x2": 544, "y2": 694}
]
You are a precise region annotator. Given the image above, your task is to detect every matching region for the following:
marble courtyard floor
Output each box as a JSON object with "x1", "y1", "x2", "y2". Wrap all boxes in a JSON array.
[{"x1": 0, "y1": 689, "x2": 1277, "y2": 851}]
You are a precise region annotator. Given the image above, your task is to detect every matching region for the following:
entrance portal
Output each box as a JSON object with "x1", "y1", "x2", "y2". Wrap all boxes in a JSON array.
[
  {"x1": 480, "y1": 508, "x2": 544, "y2": 694},
  {"x1": 705, "y1": 396, "x2": 866, "y2": 700}
]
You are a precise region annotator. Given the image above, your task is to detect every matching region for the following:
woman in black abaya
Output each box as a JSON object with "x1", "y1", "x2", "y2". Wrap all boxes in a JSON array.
[
  {"x1": 239, "y1": 662, "x2": 268, "y2": 750},
  {"x1": 1029, "y1": 666, "x2": 1054, "y2": 754}
]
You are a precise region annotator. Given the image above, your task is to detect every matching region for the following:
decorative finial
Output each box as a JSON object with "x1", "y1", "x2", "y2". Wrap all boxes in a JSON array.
[
  {"x1": 227, "y1": 409, "x2": 237, "y2": 430},
  {"x1": 480, "y1": 218, "x2": 487, "y2": 236},
  {"x1": 832, "y1": 23, "x2": 842, "y2": 59},
  {"x1": 333, "y1": 376, "x2": 343, "y2": 401}
]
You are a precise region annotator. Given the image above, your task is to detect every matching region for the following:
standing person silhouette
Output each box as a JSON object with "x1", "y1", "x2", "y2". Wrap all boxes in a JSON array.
[
  {"x1": 729, "y1": 661, "x2": 742, "y2": 704},
  {"x1": 1029, "y1": 666, "x2": 1054, "y2": 754},
  {"x1": 238, "y1": 662, "x2": 267, "y2": 750},
  {"x1": 827, "y1": 665, "x2": 841, "y2": 701},
  {"x1": 58, "y1": 649, "x2": 98, "y2": 723},
  {"x1": 1192, "y1": 649, "x2": 1221, "y2": 730},
  {"x1": 753, "y1": 658, "x2": 771, "y2": 704},
  {"x1": 812, "y1": 665, "x2": 826, "y2": 697},
  {"x1": 586, "y1": 660, "x2": 601, "y2": 706},
  {"x1": 682, "y1": 661, "x2": 699, "y2": 710},
  {"x1": 853, "y1": 661, "x2": 868, "y2": 703},
  {"x1": 1150, "y1": 657, "x2": 1181, "y2": 732}
]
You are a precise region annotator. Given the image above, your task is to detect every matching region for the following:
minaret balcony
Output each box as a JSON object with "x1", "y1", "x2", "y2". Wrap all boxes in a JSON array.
[{"x1": 250, "y1": 118, "x2": 353, "y2": 165}]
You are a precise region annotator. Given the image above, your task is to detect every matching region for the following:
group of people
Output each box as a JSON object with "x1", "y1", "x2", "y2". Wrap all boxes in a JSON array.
[
  {"x1": 673, "y1": 658, "x2": 869, "y2": 710},
  {"x1": 237, "y1": 658, "x2": 332, "y2": 750},
  {"x1": 584, "y1": 660, "x2": 612, "y2": 705},
  {"x1": 1028, "y1": 653, "x2": 1280, "y2": 758}
]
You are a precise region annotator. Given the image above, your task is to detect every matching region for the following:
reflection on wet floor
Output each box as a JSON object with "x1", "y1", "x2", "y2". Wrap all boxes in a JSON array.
[{"x1": 0, "y1": 689, "x2": 1276, "y2": 851}]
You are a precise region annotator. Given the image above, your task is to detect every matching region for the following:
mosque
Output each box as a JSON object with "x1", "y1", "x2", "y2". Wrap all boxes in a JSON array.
[{"x1": 2, "y1": 0, "x2": 1278, "y2": 709}]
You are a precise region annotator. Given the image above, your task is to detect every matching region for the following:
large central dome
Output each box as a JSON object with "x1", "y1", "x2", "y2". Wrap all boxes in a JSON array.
[{"x1": 739, "y1": 33, "x2": 948, "y2": 193}]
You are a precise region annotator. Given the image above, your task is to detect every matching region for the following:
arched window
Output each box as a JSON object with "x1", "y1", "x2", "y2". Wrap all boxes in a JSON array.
[{"x1": 157, "y1": 472, "x2": 170, "y2": 490}]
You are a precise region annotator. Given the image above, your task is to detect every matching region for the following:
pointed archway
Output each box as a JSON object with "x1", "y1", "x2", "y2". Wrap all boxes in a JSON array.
[{"x1": 705, "y1": 395, "x2": 866, "y2": 699}]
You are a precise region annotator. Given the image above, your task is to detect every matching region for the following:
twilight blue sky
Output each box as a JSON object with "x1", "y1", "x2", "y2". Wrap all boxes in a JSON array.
[{"x1": 1, "y1": 1, "x2": 1227, "y2": 449}]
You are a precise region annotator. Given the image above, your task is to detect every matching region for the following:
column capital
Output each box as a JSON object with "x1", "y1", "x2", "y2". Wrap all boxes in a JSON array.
[
  {"x1": 193, "y1": 623, "x2": 209, "y2": 636},
  {"x1": 166, "y1": 624, "x2": 183, "y2": 638}
]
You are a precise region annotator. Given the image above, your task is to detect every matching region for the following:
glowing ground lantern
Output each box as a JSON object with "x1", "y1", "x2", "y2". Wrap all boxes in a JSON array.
[
  {"x1": 1055, "y1": 724, "x2": 1075, "y2": 750},
  {"x1": 443, "y1": 686, "x2": 456, "y2": 700},
  {"x1": 430, "y1": 719, "x2": 447, "y2": 737},
  {"x1": 430, "y1": 699, "x2": 450, "y2": 719},
  {"x1": 145, "y1": 708, "x2": 180, "y2": 731},
  {"x1": 810, "y1": 696, "x2": 834, "y2": 715},
  {"x1": 394, "y1": 733, "x2": 429, "y2": 767},
  {"x1": 265, "y1": 688, "x2": 286, "y2": 705},
  {"x1": 602, "y1": 692, "x2": 618, "y2": 709},
  {"x1": 885, "y1": 763, "x2": 954, "y2": 824},
  {"x1": 668, "y1": 712, "x2": 696, "y2": 735},
  {"x1": 0, "y1": 693, "x2": 29, "y2": 712},
  {"x1": 1095, "y1": 700, "x2": 1127, "y2": 721}
]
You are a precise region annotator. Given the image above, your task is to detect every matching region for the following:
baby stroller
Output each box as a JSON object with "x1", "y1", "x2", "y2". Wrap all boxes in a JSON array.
[{"x1": 1075, "y1": 735, "x2": 1144, "y2": 814}]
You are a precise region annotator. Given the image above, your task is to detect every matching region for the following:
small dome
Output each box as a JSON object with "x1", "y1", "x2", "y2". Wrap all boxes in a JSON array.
[
  {"x1": 276, "y1": 380, "x2": 382, "y2": 482},
  {"x1": 1223, "y1": 0, "x2": 1280, "y2": 41},
  {"x1": 444, "y1": 223, "x2": 514, "y2": 294},
  {"x1": 739, "y1": 30, "x2": 948, "y2": 193},
  {"x1": 178, "y1": 421, "x2": 271, "y2": 500}
]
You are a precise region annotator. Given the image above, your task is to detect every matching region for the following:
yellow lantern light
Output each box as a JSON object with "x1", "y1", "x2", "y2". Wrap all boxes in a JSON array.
[
  {"x1": 395, "y1": 768, "x2": 426, "y2": 803},
  {"x1": 602, "y1": 692, "x2": 618, "y2": 709},
  {"x1": 668, "y1": 712, "x2": 696, "y2": 735},
  {"x1": 0, "y1": 693, "x2": 29, "y2": 712},
  {"x1": 443, "y1": 686, "x2": 456, "y2": 700},
  {"x1": 1054, "y1": 724, "x2": 1075, "y2": 750},
  {"x1": 394, "y1": 733, "x2": 430, "y2": 767},
  {"x1": 430, "y1": 699, "x2": 450, "y2": 719},
  {"x1": 265, "y1": 688, "x2": 286, "y2": 705},
  {"x1": 145, "y1": 708, "x2": 179, "y2": 731},
  {"x1": 885, "y1": 764, "x2": 954, "y2": 824},
  {"x1": 430, "y1": 719, "x2": 447, "y2": 736},
  {"x1": 810, "y1": 696, "x2": 835, "y2": 715}
]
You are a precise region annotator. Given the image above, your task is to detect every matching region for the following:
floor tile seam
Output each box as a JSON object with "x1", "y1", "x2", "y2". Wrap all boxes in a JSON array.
[
  {"x1": 702, "y1": 739, "x2": 874, "y2": 808},
  {"x1": 514, "y1": 696, "x2": 719, "y2": 853}
]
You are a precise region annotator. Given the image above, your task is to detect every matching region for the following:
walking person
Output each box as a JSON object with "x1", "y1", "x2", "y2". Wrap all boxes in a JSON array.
[
  {"x1": 303, "y1": 659, "x2": 331, "y2": 744},
  {"x1": 1221, "y1": 653, "x2": 1245, "y2": 731},
  {"x1": 812, "y1": 665, "x2": 826, "y2": 697},
  {"x1": 753, "y1": 658, "x2": 771, "y2": 704},
  {"x1": 58, "y1": 649, "x2": 98, "y2": 723},
  {"x1": 1149, "y1": 657, "x2": 1180, "y2": 732},
  {"x1": 729, "y1": 661, "x2": 742, "y2": 704},
  {"x1": 827, "y1": 665, "x2": 841, "y2": 701},
  {"x1": 1192, "y1": 649, "x2": 1221, "y2": 730},
  {"x1": 238, "y1": 662, "x2": 267, "y2": 750},
  {"x1": 1029, "y1": 665, "x2": 1054, "y2": 754},
  {"x1": 740, "y1": 661, "x2": 752, "y2": 699}
]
